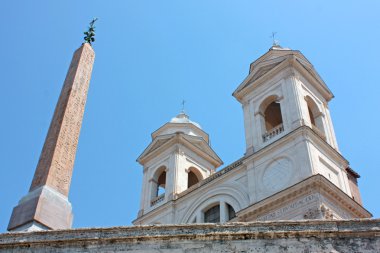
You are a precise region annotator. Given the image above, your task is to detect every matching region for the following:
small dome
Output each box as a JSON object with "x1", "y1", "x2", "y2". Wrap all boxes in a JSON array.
[
  {"x1": 170, "y1": 112, "x2": 202, "y2": 129},
  {"x1": 269, "y1": 44, "x2": 291, "y2": 51},
  {"x1": 152, "y1": 111, "x2": 209, "y2": 143}
]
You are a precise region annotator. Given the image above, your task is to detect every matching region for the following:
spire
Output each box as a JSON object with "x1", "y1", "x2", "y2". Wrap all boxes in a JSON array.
[{"x1": 8, "y1": 42, "x2": 95, "y2": 231}]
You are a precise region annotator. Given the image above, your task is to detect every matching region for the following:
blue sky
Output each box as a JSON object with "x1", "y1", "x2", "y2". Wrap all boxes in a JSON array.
[{"x1": 1, "y1": 1, "x2": 379, "y2": 231}]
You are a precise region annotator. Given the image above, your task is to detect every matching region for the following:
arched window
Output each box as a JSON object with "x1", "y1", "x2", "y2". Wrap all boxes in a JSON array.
[
  {"x1": 260, "y1": 96, "x2": 284, "y2": 142},
  {"x1": 201, "y1": 202, "x2": 237, "y2": 223},
  {"x1": 188, "y1": 171, "x2": 198, "y2": 188},
  {"x1": 150, "y1": 166, "x2": 167, "y2": 207},
  {"x1": 204, "y1": 204, "x2": 220, "y2": 223},
  {"x1": 187, "y1": 167, "x2": 202, "y2": 188},
  {"x1": 156, "y1": 171, "x2": 166, "y2": 196},
  {"x1": 308, "y1": 106, "x2": 316, "y2": 126},
  {"x1": 305, "y1": 96, "x2": 326, "y2": 139},
  {"x1": 264, "y1": 101, "x2": 283, "y2": 131},
  {"x1": 227, "y1": 204, "x2": 236, "y2": 221}
]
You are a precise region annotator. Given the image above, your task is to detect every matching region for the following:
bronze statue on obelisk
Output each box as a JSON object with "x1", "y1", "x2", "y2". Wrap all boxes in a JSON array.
[{"x1": 8, "y1": 20, "x2": 97, "y2": 231}]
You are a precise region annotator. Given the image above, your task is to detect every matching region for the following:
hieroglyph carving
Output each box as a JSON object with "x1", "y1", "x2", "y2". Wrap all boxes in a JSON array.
[{"x1": 29, "y1": 44, "x2": 95, "y2": 197}]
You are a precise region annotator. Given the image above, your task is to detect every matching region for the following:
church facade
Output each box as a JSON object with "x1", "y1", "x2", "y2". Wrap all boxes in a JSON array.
[{"x1": 133, "y1": 45, "x2": 371, "y2": 225}]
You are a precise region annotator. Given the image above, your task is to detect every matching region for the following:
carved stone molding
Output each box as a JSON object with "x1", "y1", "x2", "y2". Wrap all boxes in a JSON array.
[
  {"x1": 304, "y1": 207, "x2": 322, "y2": 219},
  {"x1": 238, "y1": 174, "x2": 371, "y2": 222},
  {"x1": 304, "y1": 205, "x2": 334, "y2": 220}
]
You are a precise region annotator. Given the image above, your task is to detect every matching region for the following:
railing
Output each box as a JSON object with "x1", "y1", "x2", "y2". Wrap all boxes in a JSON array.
[
  {"x1": 150, "y1": 194, "x2": 165, "y2": 207},
  {"x1": 262, "y1": 124, "x2": 284, "y2": 142},
  {"x1": 176, "y1": 160, "x2": 243, "y2": 199}
]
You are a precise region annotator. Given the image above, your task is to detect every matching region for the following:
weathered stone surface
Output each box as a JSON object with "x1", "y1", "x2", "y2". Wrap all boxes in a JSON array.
[
  {"x1": 1, "y1": 219, "x2": 379, "y2": 252},
  {"x1": 30, "y1": 43, "x2": 95, "y2": 196}
]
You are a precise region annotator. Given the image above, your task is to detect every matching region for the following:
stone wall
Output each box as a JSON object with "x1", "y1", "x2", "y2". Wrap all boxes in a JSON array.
[{"x1": 0, "y1": 219, "x2": 379, "y2": 252}]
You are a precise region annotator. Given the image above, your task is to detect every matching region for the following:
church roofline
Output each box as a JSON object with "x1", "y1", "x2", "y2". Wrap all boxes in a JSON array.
[
  {"x1": 249, "y1": 47, "x2": 303, "y2": 72},
  {"x1": 346, "y1": 166, "x2": 360, "y2": 178},
  {"x1": 233, "y1": 49, "x2": 334, "y2": 103},
  {"x1": 244, "y1": 125, "x2": 348, "y2": 166},
  {"x1": 151, "y1": 122, "x2": 209, "y2": 143},
  {"x1": 137, "y1": 132, "x2": 223, "y2": 167}
]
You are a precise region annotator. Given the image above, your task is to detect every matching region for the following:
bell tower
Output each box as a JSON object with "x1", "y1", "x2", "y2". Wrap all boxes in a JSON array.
[
  {"x1": 135, "y1": 112, "x2": 223, "y2": 224},
  {"x1": 233, "y1": 45, "x2": 339, "y2": 155},
  {"x1": 232, "y1": 45, "x2": 365, "y2": 217}
]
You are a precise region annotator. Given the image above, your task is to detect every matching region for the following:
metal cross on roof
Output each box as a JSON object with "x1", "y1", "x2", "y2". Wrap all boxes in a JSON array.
[
  {"x1": 270, "y1": 32, "x2": 280, "y2": 46},
  {"x1": 181, "y1": 100, "x2": 186, "y2": 112}
]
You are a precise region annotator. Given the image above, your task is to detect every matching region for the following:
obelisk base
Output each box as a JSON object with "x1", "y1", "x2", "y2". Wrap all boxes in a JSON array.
[{"x1": 8, "y1": 186, "x2": 73, "y2": 231}]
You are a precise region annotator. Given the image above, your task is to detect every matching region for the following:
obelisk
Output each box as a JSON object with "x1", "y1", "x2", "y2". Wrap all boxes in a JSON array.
[{"x1": 8, "y1": 39, "x2": 95, "y2": 231}]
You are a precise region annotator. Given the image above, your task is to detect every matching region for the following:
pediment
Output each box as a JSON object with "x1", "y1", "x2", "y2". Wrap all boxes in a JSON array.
[
  {"x1": 233, "y1": 60, "x2": 285, "y2": 98},
  {"x1": 236, "y1": 61, "x2": 283, "y2": 93},
  {"x1": 181, "y1": 134, "x2": 222, "y2": 164},
  {"x1": 251, "y1": 61, "x2": 282, "y2": 82},
  {"x1": 137, "y1": 133, "x2": 223, "y2": 167},
  {"x1": 137, "y1": 135, "x2": 175, "y2": 163},
  {"x1": 147, "y1": 138, "x2": 172, "y2": 154},
  {"x1": 233, "y1": 48, "x2": 333, "y2": 102}
]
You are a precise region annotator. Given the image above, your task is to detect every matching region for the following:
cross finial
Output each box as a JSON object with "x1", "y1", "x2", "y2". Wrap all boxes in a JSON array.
[
  {"x1": 181, "y1": 100, "x2": 186, "y2": 112},
  {"x1": 270, "y1": 32, "x2": 279, "y2": 46}
]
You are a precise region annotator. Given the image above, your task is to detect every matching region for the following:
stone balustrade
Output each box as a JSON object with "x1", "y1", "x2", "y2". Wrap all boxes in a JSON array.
[
  {"x1": 176, "y1": 160, "x2": 243, "y2": 199},
  {"x1": 150, "y1": 194, "x2": 165, "y2": 206},
  {"x1": 262, "y1": 124, "x2": 284, "y2": 142}
]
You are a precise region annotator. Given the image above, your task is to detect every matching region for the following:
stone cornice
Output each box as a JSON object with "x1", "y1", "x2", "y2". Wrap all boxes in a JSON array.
[
  {"x1": 243, "y1": 126, "x2": 348, "y2": 166},
  {"x1": 1, "y1": 220, "x2": 379, "y2": 248},
  {"x1": 237, "y1": 174, "x2": 371, "y2": 221}
]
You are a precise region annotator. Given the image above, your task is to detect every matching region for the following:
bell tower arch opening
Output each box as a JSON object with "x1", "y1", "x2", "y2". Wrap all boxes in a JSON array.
[
  {"x1": 151, "y1": 166, "x2": 167, "y2": 200},
  {"x1": 264, "y1": 101, "x2": 283, "y2": 131},
  {"x1": 187, "y1": 167, "x2": 203, "y2": 188},
  {"x1": 305, "y1": 96, "x2": 326, "y2": 139},
  {"x1": 156, "y1": 170, "x2": 166, "y2": 196},
  {"x1": 259, "y1": 95, "x2": 284, "y2": 142}
]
